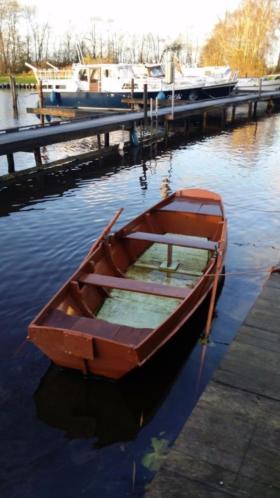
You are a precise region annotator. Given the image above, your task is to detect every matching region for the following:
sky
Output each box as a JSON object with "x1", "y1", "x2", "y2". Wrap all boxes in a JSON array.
[{"x1": 23, "y1": 0, "x2": 241, "y2": 41}]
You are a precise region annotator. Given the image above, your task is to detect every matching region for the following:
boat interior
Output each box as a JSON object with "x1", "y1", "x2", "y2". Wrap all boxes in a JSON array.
[{"x1": 37, "y1": 194, "x2": 223, "y2": 348}]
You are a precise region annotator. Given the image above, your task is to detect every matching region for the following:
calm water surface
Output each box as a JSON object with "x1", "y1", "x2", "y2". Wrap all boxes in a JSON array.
[{"x1": 1, "y1": 91, "x2": 280, "y2": 497}]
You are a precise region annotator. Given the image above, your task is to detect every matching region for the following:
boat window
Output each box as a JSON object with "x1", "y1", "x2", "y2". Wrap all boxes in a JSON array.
[
  {"x1": 89, "y1": 68, "x2": 100, "y2": 82},
  {"x1": 79, "y1": 69, "x2": 88, "y2": 81},
  {"x1": 148, "y1": 65, "x2": 164, "y2": 78},
  {"x1": 118, "y1": 66, "x2": 134, "y2": 79},
  {"x1": 105, "y1": 69, "x2": 109, "y2": 78}
]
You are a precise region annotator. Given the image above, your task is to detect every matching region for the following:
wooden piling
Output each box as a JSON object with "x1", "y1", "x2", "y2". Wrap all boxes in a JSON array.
[
  {"x1": 221, "y1": 108, "x2": 227, "y2": 127},
  {"x1": 253, "y1": 101, "x2": 258, "y2": 119},
  {"x1": 7, "y1": 153, "x2": 15, "y2": 174},
  {"x1": 131, "y1": 78, "x2": 134, "y2": 111},
  {"x1": 202, "y1": 112, "x2": 207, "y2": 131},
  {"x1": 231, "y1": 105, "x2": 236, "y2": 122},
  {"x1": 143, "y1": 84, "x2": 148, "y2": 130},
  {"x1": 104, "y1": 132, "x2": 110, "y2": 147},
  {"x1": 184, "y1": 118, "x2": 190, "y2": 135},
  {"x1": 267, "y1": 99, "x2": 274, "y2": 114},
  {"x1": 9, "y1": 75, "x2": 18, "y2": 117},
  {"x1": 164, "y1": 119, "x2": 169, "y2": 138},
  {"x1": 38, "y1": 80, "x2": 45, "y2": 126},
  {"x1": 34, "y1": 148, "x2": 42, "y2": 168},
  {"x1": 248, "y1": 102, "x2": 253, "y2": 119}
]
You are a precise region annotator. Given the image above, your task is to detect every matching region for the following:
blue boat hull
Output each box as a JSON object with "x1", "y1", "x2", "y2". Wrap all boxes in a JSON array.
[{"x1": 44, "y1": 83, "x2": 237, "y2": 109}]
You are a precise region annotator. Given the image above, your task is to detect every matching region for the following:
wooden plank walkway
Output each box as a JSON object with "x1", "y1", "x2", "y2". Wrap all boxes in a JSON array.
[
  {"x1": 1, "y1": 92, "x2": 280, "y2": 156},
  {"x1": 145, "y1": 270, "x2": 280, "y2": 498}
]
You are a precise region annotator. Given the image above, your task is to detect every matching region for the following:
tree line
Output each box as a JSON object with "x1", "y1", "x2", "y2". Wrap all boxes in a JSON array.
[
  {"x1": 0, "y1": 0, "x2": 279, "y2": 76},
  {"x1": 200, "y1": 0, "x2": 280, "y2": 76}
]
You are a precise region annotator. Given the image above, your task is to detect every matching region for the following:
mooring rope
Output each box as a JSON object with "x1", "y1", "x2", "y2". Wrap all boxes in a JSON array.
[{"x1": 206, "y1": 265, "x2": 277, "y2": 277}]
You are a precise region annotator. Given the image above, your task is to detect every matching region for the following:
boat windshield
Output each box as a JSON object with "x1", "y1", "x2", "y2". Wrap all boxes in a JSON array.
[{"x1": 146, "y1": 65, "x2": 165, "y2": 78}]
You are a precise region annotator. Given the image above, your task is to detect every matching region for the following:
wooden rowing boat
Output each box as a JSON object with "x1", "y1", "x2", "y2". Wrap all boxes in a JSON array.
[{"x1": 28, "y1": 188, "x2": 227, "y2": 379}]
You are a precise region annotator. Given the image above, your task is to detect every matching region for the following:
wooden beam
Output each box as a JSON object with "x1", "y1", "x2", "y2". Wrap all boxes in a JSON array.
[
  {"x1": 26, "y1": 107, "x2": 76, "y2": 118},
  {"x1": 79, "y1": 273, "x2": 190, "y2": 300}
]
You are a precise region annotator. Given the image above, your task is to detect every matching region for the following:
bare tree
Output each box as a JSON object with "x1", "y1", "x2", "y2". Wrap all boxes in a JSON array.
[
  {"x1": 23, "y1": 5, "x2": 51, "y2": 64},
  {"x1": 0, "y1": 0, "x2": 23, "y2": 72}
]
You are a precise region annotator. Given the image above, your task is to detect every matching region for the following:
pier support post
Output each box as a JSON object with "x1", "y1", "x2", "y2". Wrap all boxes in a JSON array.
[
  {"x1": 266, "y1": 99, "x2": 274, "y2": 114},
  {"x1": 38, "y1": 80, "x2": 45, "y2": 127},
  {"x1": 248, "y1": 102, "x2": 253, "y2": 119},
  {"x1": 253, "y1": 101, "x2": 258, "y2": 119},
  {"x1": 34, "y1": 148, "x2": 42, "y2": 168},
  {"x1": 104, "y1": 132, "x2": 110, "y2": 148},
  {"x1": 231, "y1": 105, "x2": 236, "y2": 123},
  {"x1": 184, "y1": 118, "x2": 190, "y2": 136},
  {"x1": 7, "y1": 153, "x2": 15, "y2": 174},
  {"x1": 164, "y1": 119, "x2": 169, "y2": 139},
  {"x1": 202, "y1": 112, "x2": 207, "y2": 131},
  {"x1": 97, "y1": 134, "x2": 101, "y2": 150},
  {"x1": 221, "y1": 108, "x2": 227, "y2": 128},
  {"x1": 130, "y1": 78, "x2": 134, "y2": 111},
  {"x1": 9, "y1": 75, "x2": 18, "y2": 117},
  {"x1": 143, "y1": 84, "x2": 148, "y2": 130}
]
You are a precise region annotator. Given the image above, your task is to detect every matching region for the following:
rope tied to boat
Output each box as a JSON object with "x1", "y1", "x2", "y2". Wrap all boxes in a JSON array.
[{"x1": 206, "y1": 264, "x2": 278, "y2": 277}]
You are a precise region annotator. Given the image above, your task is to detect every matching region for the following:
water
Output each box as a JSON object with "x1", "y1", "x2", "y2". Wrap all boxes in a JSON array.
[{"x1": 1, "y1": 91, "x2": 280, "y2": 498}]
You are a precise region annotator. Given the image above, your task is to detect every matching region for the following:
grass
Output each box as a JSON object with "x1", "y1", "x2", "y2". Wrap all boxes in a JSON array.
[{"x1": 0, "y1": 73, "x2": 37, "y2": 84}]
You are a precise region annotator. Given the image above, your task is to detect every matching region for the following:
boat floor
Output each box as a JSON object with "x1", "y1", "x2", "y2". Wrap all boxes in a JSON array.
[{"x1": 96, "y1": 238, "x2": 209, "y2": 329}]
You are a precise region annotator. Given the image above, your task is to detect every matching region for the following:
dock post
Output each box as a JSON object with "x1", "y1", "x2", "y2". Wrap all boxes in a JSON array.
[
  {"x1": 164, "y1": 119, "x2": 169, "y2": 139},
  {"x1": 9, "y1": 75, "x2": 18, "y2": 117},
  {"x1": 34, "y1": 147, "x2": 42, "y2": 168},
  {"x1": 143, "y1": 84, "x2": 148, "y2": 130},
  {"x1": 131, "y1": 78, "x2": 134, "y2": 111},
  {"x1": 253, "y1": 101, "x2": 258, "y2": 119},
  {"x1": 248, "y1": 102, "x2": 253, "y2": 119},
  {"x1": 38, "y1": 80, "x2": 45, "y2": 126},
  {"x1": 171, "y1": 83, "x2": 175, "y2": 120},
  {"x1": 221, "y1": 108, "x2": 226, "y2": 127},
  {"x1": 7, "y1": 153, "x2": 15, "y2": 174},
  {"x1": 202, "y1": 111, "x2": 207, "y2": 131},
  {"x1": 97, "y1": 134, "x2": 101, "y2": 150},
  {"x1": 155, "y1": 98, "x2": 159, "y2": 132},
  {"x1": 267, "y1": 99, "x2": 273, "y2": 114},
  {"x1": 231, "y1": 105, "x2": 236, "y2": 123},
  {"x1": 184, "y1": 118, "x2": 190, "y2": 135},
  {"x1": 150, "y1": 98, "x2": 153, "y2": 133},
  {"x1": 104, "y1": 132, "x2": 110, "y2": 147}
]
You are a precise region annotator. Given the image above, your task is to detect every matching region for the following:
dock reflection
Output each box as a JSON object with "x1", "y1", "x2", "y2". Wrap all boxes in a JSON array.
[{"x1": 33, "y1": 280, "x2": 224, "y2": 448}]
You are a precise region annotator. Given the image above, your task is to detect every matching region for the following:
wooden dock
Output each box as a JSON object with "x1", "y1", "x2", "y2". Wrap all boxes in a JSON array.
[
  {"x1": 1, "y1": 91, "x2": 280, "y2": 181},
  {"x1": 145, "y1": 269, "x2": 280, "y2": 498}
]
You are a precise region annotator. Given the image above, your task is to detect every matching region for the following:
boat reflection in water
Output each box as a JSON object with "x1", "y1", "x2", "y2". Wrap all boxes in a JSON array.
[{"x1": 33, "y1": 278, "x2": 224, "y2": 448}]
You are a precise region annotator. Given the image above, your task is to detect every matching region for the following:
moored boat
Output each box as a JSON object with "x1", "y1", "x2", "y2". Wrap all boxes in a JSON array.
[
  {"x1": 28, "y1": 188, "x2": 227, "y2": 380},
  {"x1": 26, "y1": 62, "x2": 237, "y2": 109},
  {"x1": 236, "y1": 73, "x2": 280, "y2": 92}
]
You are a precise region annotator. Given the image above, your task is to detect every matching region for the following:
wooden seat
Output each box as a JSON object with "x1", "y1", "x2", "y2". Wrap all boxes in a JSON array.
[
  {"x1": 123, "y1": 231, "x2": 217, "y2": 251},
  {"x1": 158, "y1": 199, "x2": 222, "y2": 216},
  {"x1": 79, "y1": 273, "x2": 190, "y2": 299},
  {"x1": 44, "y1": 308, "x2": 152, "y2": 346}
]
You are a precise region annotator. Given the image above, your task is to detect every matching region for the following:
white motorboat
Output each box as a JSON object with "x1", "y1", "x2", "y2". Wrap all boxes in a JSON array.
[
  {"x1": 25, "y1": 62, "x2": 238, "y2": 109},
  {"x1": 236, "y1": 74, "x2": 280, "y2": 92}
]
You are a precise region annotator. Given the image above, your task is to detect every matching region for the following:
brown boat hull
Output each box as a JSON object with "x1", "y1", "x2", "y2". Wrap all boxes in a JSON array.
[{"x1": 28, "y1": 188, "x2": 227, "y2": 379}]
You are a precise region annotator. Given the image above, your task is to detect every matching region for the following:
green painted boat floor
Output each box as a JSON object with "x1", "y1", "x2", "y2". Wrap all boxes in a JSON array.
[{"x1": 96, "y1": 237, "x2": 210, "y2": 329}]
